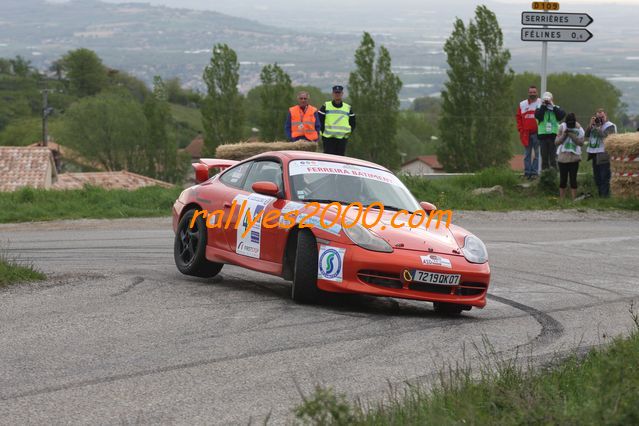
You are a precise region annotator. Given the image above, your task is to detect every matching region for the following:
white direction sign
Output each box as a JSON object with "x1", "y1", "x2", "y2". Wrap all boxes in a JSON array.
[
  {"x1": 521, "y1": 12, "x2": 593, "y2": 27},
  {"x1": 521, "y1": 27, "x2": 593, "y2": 42}
]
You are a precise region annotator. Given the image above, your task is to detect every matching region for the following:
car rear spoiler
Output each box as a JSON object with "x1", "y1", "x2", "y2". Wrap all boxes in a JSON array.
[{"x1": 197, "y1": 158, "x2": 239, "y2": 171}]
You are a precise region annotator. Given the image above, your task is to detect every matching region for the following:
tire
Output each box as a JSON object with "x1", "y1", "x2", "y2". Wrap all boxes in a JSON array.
[
  {"x1": 433, "y1": 302, "x2": 468, "y2": 315},
  {"x1": 174, "y1": 209, "x2": 223, "y2": 278},
  {"x1": 291, "y1": 230, "x2": 320, "y2": 304}
]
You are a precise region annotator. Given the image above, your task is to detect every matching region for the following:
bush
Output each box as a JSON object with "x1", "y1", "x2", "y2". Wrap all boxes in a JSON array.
[{"x1": 538, "y1": 168, "x2": 558, "y2": 195}]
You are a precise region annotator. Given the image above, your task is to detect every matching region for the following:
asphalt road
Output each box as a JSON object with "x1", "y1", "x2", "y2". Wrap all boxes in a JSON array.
[{"x1": 1, "y1": 210, "x2": 638, "y2": 424}]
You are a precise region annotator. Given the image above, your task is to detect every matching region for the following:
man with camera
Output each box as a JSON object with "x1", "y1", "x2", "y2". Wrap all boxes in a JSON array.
[
  {"x1": 585, "y1": 108, "x2": 617, "y2": 197},
  {"x1": 535, "y1": 92, "x2": 566, "y2": 170}
]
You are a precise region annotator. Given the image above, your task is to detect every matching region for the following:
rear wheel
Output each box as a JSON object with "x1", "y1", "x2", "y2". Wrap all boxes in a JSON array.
[
  {"x1": 174, "y1": 209, "x2": 223, "y2": 278},
  {"x1": 291, "y1": 230, "x2": 320, "y2": 304},
  {"x1": 433, "y1": 302, "x2": 469, "y2": 315}
]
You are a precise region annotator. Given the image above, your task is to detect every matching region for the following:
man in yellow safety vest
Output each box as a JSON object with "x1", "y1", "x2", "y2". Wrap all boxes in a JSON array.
[{"x1": 318, "y1": 85, "x2": 356, "y2": 156}]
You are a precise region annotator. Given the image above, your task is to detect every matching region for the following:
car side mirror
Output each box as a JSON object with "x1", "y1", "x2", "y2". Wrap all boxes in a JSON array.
[
  {"x1": 252, "y1": 181, "x2": 280, "y2": 197},
  {"x1": 193, "y1": 163, "x2": 209, "y2": 184},
  {"x1": 419, "y1": 201, "x2": 437, "y2": 214}
]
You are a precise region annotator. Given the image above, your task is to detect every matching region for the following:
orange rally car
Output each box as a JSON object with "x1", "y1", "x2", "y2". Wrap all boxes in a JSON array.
[{"x1": 173, "y1": 151, "x2": 490, "y2": 314}]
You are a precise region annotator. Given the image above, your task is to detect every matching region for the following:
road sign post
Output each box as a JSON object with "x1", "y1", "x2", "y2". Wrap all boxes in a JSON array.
[
  {"x1": 521, "y1": 28, "x2": 594, "y2": 42},
  {"x1": 521, "y1": 12, "x2": 593, "y2": 27}
]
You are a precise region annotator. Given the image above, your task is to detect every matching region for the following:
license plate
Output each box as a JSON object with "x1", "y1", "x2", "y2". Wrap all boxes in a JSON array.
[{"x1": 410, "y1": 270, "x2": 461, "y2": 286}]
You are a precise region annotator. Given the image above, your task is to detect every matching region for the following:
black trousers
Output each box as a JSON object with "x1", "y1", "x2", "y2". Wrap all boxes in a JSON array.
[
  {"x1": 322, "y1": 137, "x2": 348, "y2": 156},
  {"x1": 558, "y1": 161, "x2": 579, "y2": 189},
  {"x1": 539, "y1": 134, "x2": 557, "y2": 169}
]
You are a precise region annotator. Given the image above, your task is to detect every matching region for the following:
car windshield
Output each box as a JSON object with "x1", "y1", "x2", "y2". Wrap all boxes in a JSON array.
[{"x1": 288, "y1": 160, "x2": 421, "y2": 211}]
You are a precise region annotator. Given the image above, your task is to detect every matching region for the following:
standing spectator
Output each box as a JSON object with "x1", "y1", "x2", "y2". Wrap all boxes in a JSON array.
[
  {"x1": 516, "y1": 85, "x2": 542, "y2": 179},
  {"x1": 555, "y1": 112, "x2": 584, "y2": 200},
  {"x1": 585, "y1": 108, "x2": 617, "y2": 197},
  {"x1": 285, "y1": 91, "x2": 320, "y2": 142},
  {"x1": 318, "y1": 85, "x2": 356, "y2": 156},
  {"x1": 535, "y1": 91, "x2": 566, "y2": 170}
]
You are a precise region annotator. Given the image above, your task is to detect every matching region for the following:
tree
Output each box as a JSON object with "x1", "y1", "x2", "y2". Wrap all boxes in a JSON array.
[
  {"x1": 348, "y1": 32, "x2": 403, "y2": 169},
  {"x1": 201, "y1": 44, "x2": 244, "y2": 153},
  {"x1": 258, "y1": 63, "x2": 293, "y2": 141},
  {"x1": 61, "y1": 48, "x2": 107, "y2": 97},
  {"x1": 143, "y1": 76, "x2": 186, "y2": 183},
  {"x1": 9, "y1": 56, "x2": 31, "y2": 78},
  {"x1": 59, "y1": 92, "x2": 148, "y2": 172},
  {"x1": 437, "y1": 6, "x2": 514, "y2": 172}
]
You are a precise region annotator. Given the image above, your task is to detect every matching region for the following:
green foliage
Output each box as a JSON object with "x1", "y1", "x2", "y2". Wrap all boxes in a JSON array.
[
  {"x1": 259, "y1": 63, "x2": 293, "y2": 141},
  {"x1": 395, "y1": 110, "x2": 439, "y2": 160},
  {"x1": 295, "y1": 386, "x2": 355, "y2": 425},
  {"x1": 0, "y1": 252, "x2": 45, "y2": 287},
  {"x1": 202, "y1": 43, "x2": 244, "y2": 152},
  {"x1": 9, "y1": 56, "x2": 33, "y2": 78},
  {"x1": 348, "y1": 32, "x2": 403, "y2": 170},
  {"x1": 438, "y1": 5, "x2": 514, "y2": 172},
  {"x1": 538, "y1": 168, "x2": 559, "y2": 196},
  {"x1": 59, "y1": 91, "x2": 148, "y2": 171},
  {"x1": 61, "y1": 48, "x2": 108, "y2": 97},
  {"x1": 0, "y1": 117, "x2": 42, "y2": 146},
  {"x1": 165, "y1": 77, "x2": 201, "y2": 106},
  {"x1": 0, "y1": 185, "x2": 182, "y2": 223},
  {"x1": 107, "y1": 70, "x2": 150, "y2": 102},
  {"x1": 142, "y1": 76, "x2": 187, "y2": 183}
]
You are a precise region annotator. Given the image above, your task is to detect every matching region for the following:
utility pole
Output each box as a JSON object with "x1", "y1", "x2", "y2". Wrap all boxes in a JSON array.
[
  {"x1": 41, "y1": 88, "x2": 53, "y2": 147},
  {"x1": 540, "y1": 0, "x2": 548, "y2": 95}
]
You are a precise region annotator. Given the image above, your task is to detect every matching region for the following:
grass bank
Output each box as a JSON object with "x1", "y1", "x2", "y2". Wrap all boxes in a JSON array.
[
  {"x1": 0, "y1": 185, "x2": 183, "y2": 223},
  {"x1": 403, "y1": 167, "x2": 639, "y2": 211},
  {"x1": 0, "y1": 253, "x2": 45, "y2": 286},
  {"x1": 295, "y1": 321, "x2": 639, "y2": 425}
]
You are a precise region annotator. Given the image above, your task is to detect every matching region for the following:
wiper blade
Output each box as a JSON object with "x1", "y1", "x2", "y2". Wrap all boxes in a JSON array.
[
  {"x1": 362, "y1": 203, "x2": 407, "y2": 212},
  {"x1": 302, "y1": 199, "x2": 350, "y2": 205}
]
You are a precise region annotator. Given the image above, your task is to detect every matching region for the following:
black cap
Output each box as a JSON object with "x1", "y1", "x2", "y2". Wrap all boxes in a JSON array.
[{"x1": 332, "y1": 85, "x2": 343, "y2": 93}]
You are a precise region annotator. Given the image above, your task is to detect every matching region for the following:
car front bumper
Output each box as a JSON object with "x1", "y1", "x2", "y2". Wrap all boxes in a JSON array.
[{"x1": 316, "y1": 242, "x2": 491, "y2": 308}]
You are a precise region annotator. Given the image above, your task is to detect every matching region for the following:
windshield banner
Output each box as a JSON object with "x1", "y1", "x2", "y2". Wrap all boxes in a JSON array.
[{"x1": 288, "y1": 160, "x2": 403, "y2": 187}]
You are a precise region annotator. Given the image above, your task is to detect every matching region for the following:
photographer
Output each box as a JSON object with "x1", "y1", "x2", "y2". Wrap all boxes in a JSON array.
[
  {"x1": 585, "y1": 108, "x2": 617, "y2": 197},
  {"x1": 555, "y1": 113, "x2": 584, "y2": 201},
  {"x1": 535, "y1": 92, "x2": 565, "y2": 170}
]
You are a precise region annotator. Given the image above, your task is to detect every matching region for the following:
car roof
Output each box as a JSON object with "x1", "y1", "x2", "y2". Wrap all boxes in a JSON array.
[{"x1": 248, "y1": 151, "x2": 391, "y2": 172}]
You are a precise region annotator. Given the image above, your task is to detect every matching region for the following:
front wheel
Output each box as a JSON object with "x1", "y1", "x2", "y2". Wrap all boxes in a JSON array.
[
  {"x1": 174, "y1": 209, "x2": 223, "y2": 278},
  {"x1": 291, "y1": 230, "x2": 321, "y2": 304}
]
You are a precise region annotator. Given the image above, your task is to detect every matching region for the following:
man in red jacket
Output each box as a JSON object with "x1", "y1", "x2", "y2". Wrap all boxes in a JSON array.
[{"x1": 516, "y1": 85, "x2": 542, "y2": 179}]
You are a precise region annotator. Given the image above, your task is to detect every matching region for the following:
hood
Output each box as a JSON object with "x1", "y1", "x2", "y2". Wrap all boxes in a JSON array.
[{"x1": 340, "y1": 207, "x2": 462, "y2": 255}]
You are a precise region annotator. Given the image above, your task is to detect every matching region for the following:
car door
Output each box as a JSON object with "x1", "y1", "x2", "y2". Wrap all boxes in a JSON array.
[{"x1": 225, "y1": 159, "x2": 287, "y2": 263}]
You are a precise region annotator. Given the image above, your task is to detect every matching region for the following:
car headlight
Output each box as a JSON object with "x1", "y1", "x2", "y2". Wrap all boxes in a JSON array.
[
  {"x1": 343, "y1": 222, "x2": 393, "y2": 253},
  {"x1": 462, "y1": 235, "x2": 488, "y2": 264}
]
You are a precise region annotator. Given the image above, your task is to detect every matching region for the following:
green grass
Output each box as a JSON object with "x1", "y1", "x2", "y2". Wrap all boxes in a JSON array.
[
  {"x1": 0, "y1": 253, "x2": 45, "y2": 286},
  {"x1": 0, "y1": 185, "x2": 183, "y2": 223},
  {"x1": 295, "y1": 318, "x2": 639, "y2": 425},
  {"x1": 170, "y1": 103, "x2": 204, "y2": 134},
  {"x1": 403, "y1": 167, "x2": 639, "y2": 211}
]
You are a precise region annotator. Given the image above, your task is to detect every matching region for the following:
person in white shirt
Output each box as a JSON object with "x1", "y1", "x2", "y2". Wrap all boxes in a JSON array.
[
  {"x1": 554, "y1": 112, "x2": 585, "y2": 200},
  {"x1": 585, "y1": 108, "x2": 616, "y2": 198}
]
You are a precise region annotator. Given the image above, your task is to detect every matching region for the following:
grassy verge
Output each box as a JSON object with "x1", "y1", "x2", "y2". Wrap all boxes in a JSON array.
[
  {"x1": 295, "y1": 319, "x2": 639, "y2": 425},
  {"x1": 403, "y1": 167, "x2": 639, "y2": 211},
  {"x1": 0, "y1": 253, "x2": 45, "y2": 286},
  {"x1": 0, "y1": 185, "x2": 183, "y2": 223}
]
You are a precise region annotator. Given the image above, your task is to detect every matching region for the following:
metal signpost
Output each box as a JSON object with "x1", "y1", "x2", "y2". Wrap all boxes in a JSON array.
[{"x1": 522, "y1": 1, "x2": 594, "y2": 95}]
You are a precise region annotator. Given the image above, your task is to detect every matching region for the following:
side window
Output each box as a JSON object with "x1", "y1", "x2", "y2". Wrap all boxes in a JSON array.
[
  {"x1": 219, "y1": 161, "x2": 252, "y2": 188},
  {"x1": 243, "y1": 161, "x2": 283, "y2": 192}
]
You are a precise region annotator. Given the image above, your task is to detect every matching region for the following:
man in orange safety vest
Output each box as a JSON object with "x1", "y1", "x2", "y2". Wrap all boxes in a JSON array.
[{"x1": 285, "y1": 91, "x2": 320, "y2": 142}]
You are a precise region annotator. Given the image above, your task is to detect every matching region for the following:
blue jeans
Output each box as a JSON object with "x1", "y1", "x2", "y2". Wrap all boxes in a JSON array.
[
  {"x1": 592, "y1": 157, "x2": 611, "y2": 197},
  {"x1": 524, "y1": 133, "x2": 540, "y2": 177}
]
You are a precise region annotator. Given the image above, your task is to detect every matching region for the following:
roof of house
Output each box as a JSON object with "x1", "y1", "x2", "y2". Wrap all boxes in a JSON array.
[
  {"x1": 53, "y1": 171, "x2": 173, "y2": 191},
  {"x1": 0, "y1": 147, "x2": 57, "y2": 192},
  {"x1": 401, "y1": 155, "x2": 444, "y2": 170},
  {"x1": 182, "y1": 135, "x2": 205, "y2": 159},
  {"x1": 28, "y1": 141, "x2": 106, "y2": 171},
  {"x1": 509, "y1": 154, "x2": 525, "y2": 172}
]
